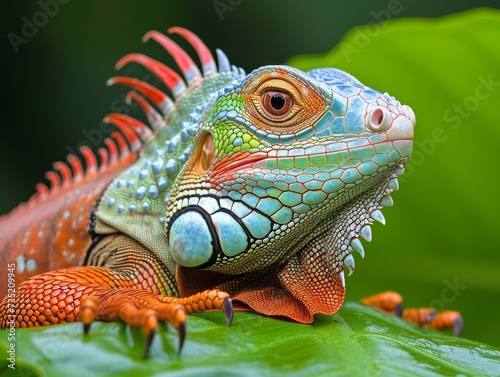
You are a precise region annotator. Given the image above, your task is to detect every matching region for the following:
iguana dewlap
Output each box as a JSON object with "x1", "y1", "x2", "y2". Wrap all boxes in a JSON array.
[{"x1": 0, "y1": 27, "x2": 415, "y2": 354}]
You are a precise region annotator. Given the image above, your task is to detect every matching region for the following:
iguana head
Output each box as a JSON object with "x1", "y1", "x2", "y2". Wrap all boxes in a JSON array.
[
  {"x1": 165, "y1": 65, "x2": 414, "y2": 273},
  {"x1": 165, "y1": 60, "x2": 414, "y2": 321},
  {"x1": 97, "y1": 28, "x2": 414, "y2": 322}
]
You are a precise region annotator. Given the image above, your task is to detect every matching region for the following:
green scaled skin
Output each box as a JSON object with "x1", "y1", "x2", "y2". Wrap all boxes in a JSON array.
[{"x1": 93, "y1": 29, "x2": 415, "y2": 322}]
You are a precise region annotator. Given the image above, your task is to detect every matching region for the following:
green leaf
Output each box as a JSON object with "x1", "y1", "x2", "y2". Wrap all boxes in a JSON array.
[
  {"x1": 2, "y1": 7, "x2": 500, "y2": 377},
  {"x1": 1, "y1": 304, "x2": 499, "y2": 377}
]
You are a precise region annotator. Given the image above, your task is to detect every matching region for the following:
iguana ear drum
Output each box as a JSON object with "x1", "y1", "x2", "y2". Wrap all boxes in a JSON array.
[
  {"x1": 168, "y1": 210, "x2": 215, "y2": 267},
  {"x1": 167, "y1": 207, "x2": 250, "y2": 268}
]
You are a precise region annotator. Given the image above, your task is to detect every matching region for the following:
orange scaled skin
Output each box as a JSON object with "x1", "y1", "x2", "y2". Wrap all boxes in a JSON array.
[{"x1": 0, "y1": 155, "x2": 134, "y2": 299}]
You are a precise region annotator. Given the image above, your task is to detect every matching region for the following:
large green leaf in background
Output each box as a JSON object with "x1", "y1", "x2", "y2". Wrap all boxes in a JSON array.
[{"x1": 1, "y1": 7, "x2": 500, "y2": 377}]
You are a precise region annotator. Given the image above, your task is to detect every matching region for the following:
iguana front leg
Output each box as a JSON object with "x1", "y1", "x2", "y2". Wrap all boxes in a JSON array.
[{"x1": 0, "y1": 234, "x2": 233, "y2": 357}]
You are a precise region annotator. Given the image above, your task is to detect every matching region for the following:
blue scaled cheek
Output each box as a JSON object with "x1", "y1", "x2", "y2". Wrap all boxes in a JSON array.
[
  {"x1": 169, "y1": 211, "x2": 214, "y2": 267},
  {"x1": 211, "y1": 211, "x2": 248, "y2": 257}
]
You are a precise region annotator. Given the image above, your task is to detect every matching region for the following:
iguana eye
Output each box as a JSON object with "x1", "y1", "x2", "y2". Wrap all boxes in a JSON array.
[
  {"x1": 261, "y1": 90, "x2": 293, "y2": 118},
  {"x1": 247, "y1": 75, "x2": 324, "y2": 130}
]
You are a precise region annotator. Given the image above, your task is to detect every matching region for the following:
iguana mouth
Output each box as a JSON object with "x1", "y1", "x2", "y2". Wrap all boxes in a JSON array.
[{"x1": 209, "y1": 152, "x2": 268, "y2": 181}]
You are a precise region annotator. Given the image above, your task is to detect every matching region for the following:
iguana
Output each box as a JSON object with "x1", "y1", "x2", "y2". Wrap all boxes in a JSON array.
[{"x1": 0, "y1": 27, "x2": 460, "y2": 357}]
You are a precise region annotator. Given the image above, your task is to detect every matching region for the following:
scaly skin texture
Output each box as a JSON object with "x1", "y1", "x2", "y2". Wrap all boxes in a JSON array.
[{"x1": 0, "y1": 27, "x2": 420, "y2": 353}]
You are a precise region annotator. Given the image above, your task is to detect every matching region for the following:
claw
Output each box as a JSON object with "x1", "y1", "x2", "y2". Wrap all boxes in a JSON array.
[
  {"x1": 222, "y1": 296, "x2": 234, "y2": 326},
  {"x1": 394, "y1": 301, "x2": 403, "y2": 317},
  {"x1": 178, "y1": 322, "x2": 186, "y2": 355},
  {"x1": 452, "y1": 314, "x2": 464, "y2": 337},
  {"x1": 142, "y1": 329, "x2": 156, "y2": 359},
  {"x1": 83, "y1": 322, "x2": 92, "y2": 335}
]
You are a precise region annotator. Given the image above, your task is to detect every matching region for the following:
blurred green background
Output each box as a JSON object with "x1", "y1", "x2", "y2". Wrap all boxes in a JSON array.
[{"x1": 2, "y1": 0, "x2": 499, "y2": 348}]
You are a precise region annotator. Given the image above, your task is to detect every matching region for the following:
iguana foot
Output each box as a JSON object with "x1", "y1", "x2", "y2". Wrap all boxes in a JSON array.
[
  {"x1": 361, "y1": 291, "x2": 463, "y2": 336},
  {"x1": 1, "y1": 267, "x2": 233, "y2": 357},
  {"x1": 79, "y1": 288, "x2": 188, "y2": 357},
  {"x1": 81, "y1": 288, "x2": 233, "y2": 357}
]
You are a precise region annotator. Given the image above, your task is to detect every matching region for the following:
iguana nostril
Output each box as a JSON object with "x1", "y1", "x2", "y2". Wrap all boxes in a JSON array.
[{"x1": 367, "y1": 107, "x2": 392, "y2": 132}]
